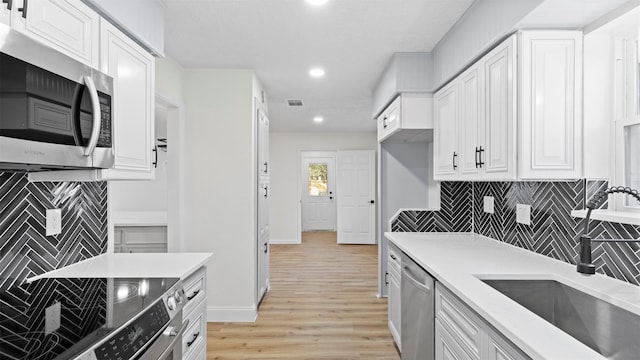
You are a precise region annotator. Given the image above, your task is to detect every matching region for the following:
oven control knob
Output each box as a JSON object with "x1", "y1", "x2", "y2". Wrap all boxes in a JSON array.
[
  {"x1": 167, "y1": 295, "x2": 177, "y2": 311},
  {"x1": 174, "y1": 290, "x2": 184, "y2": 304}
]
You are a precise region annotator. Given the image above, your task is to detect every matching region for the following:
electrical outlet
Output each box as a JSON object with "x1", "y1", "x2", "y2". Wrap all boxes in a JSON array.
[
  {"x1": 483, "y1": 196, "x2": 495, "y2": 214},
  {"x1": 46, "y1": 209, "x2": 62, "y2": 236},
  {"x1": 45, "y1": 301, "x2": 61, "y2": 334},
  {"x1": 516, "y1": 204, "x2": 531, "y2": 225}
]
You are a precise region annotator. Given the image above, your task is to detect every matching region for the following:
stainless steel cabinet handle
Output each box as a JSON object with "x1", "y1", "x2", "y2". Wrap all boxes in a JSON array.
[
  {"x1": 264, "y1": 242, "x2": 268, "y2": 253},
  {"x1": 385, "y1": 271, "x2": 389, "y2": 285},
  {"x1": 152, "y1": 146, "x2": 158, "y2": 168},
  {"x1": 264, "y1": 186, "x2": 268, "y2": 198},
  {"x1": 390, "y1": 254, "x2": 397, "y2": 260},
  {"x1": 263, "y1": 162, "x2": 268, "y2": 174},
  {"x1": 478, "y1": 146, "x2": 485, "y2": 168},
  {"x1": 383, "y1": 116, "x2": 388, "y2": 129},
  {"x1": 2, "y1": 0, "x2": 12, "y2": 10}
]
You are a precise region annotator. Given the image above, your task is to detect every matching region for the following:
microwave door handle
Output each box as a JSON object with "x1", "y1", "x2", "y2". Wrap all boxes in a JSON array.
[{"x1": 83, "y1": 75, "x2": 101, "y2": 157}]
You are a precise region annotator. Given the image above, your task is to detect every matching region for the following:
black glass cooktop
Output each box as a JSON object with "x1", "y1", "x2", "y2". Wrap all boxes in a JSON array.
[{"x1": 0, "y1": 277, "x2": 179, "y2": 360}]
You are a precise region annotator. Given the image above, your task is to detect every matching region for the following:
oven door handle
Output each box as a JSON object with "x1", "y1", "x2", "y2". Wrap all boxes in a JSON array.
[
  {"x1": 157, "y1": 319, "x2": 189, "y2": 359},
  {"x1": 82, "y1": 75, "x2": 101, "y2": 157}
]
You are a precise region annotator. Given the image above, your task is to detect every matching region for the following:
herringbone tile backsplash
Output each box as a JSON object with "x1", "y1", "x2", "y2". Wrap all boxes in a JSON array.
[
  {"x1": 0, "y1": 172, "x2": 107, "y2": 290},
  {"x1": 393, "y1": 180, "x2": 640, "y2": 285}
]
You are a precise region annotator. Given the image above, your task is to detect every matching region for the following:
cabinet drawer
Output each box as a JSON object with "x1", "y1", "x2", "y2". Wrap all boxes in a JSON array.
[
  {"x1": 436, "y1": 283, "x2": 483, "y2": 359},
  {"x1": 387, "y1": 245, "x2": 401, "y2": 276},
  {"x1": 183, "y1": 267, "x2": 207, "y2": 316},
  {"x1": 182, "y1": 299, "x2": 207, "y2": 359},
  {"x1": 184, "y1": 339, "x2": 205, "y2": 360}
]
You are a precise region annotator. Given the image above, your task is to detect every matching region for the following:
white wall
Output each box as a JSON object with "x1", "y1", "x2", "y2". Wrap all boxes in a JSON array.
[
  {"x1": 270, "y1": 132, "x2": 377, "y2": 244},
  {"x1": 182, "y1": 69, "x2": 259, "y2": 321}
]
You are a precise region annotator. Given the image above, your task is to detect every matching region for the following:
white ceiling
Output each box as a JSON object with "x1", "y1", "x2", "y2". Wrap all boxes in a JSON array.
[{"x1": 164, "y1": 0, "x2": 475, "y2": 132}]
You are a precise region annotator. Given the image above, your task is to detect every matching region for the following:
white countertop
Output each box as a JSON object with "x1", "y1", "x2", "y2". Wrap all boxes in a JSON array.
[
  {"x1": 27, "y1": 252, "x2": 213, "y2": 282},
  {"x1": 385, "y1": 232, "x2": 640, "y2": 360}
]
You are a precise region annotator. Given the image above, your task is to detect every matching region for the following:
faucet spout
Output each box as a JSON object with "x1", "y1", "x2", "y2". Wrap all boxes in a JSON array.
[{"x1": 577, "y1": 186, "x2": 640, "y2": 275}]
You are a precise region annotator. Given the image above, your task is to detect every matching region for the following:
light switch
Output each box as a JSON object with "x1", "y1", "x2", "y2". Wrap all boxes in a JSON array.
[
  {"x1": 46, "y1": 209, "x2": 62, "y2": 236},
  {"x1": 483, "y1": 196, "x2": 494, "y2": 214},
  {"x1": 45, "y1": 301, "x2": 61, "y2": 334},
  {"x1": 516, "y1": 204, "x2": 531, "y2": 225}
]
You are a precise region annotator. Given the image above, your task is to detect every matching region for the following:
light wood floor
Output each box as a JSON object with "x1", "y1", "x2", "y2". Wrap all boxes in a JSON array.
[{"x1": 206, "y1": 231, "x2": 400, "y2": 359}]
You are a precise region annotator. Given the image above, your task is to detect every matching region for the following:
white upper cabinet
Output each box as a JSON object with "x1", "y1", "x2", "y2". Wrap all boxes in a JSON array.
[
  {"x1": 0, "y1": 1, "x2": 11, "y2": 25},
  {"x1": 483, "y1": 35, "x2": 516, "y2": 179},
  {"x1": 10, "y1": 0, "x2": 99, "y2": 68},
  {"x1": 377, "y1": 93, "x2": 434, "y2": 143},
  {"x1": 435, "y1": 34, "x2": 517, "y2": 181},
  {"x1": 257, "y1": 105, "x2": 270, "y2": 181},
  {"x1": 99, "y1": 18, "x2": 155, "y2": 179},
  {"x1": 458, "y1": 64, "x2": 482, "y2": 177},
  {"x1": 434, "y1": 82, "x2": 459, "y2": 179},
  {"x1": 434, "y1": 30, "x2": 581, "y2": 181},
  {"x1": 518, "y1": 30, "x2": 582, "y2": 179}
]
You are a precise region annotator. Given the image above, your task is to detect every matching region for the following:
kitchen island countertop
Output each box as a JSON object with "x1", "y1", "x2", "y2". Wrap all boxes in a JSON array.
[
  {"x1": 27, "y1": 252, "x2": 213, "y2": 282},
  {"x1": 386, "y1": 232, "x2": 640, "y2": 360}
]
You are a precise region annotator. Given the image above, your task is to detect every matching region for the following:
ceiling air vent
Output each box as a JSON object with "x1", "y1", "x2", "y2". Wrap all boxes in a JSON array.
[{"x1": 287, "y1": 99, "x2": 304, "y2": 107}]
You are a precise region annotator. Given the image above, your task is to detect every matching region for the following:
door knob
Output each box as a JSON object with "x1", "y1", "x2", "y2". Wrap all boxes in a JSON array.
[{"x1": 370, "y1": 200, "x2": 375, "y2": 204}]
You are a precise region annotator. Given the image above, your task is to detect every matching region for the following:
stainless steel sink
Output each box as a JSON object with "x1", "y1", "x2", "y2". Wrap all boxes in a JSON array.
[{"x1": 481, "y1": 279, "x2": 640, "y2": 360}]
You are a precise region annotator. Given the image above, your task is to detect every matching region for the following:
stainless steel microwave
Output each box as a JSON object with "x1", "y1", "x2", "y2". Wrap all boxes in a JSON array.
[{"x1": 0, "y1": 24, "x2": 114, "y2": 171}]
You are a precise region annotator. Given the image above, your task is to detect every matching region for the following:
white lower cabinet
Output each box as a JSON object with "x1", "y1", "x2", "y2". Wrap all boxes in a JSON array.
[
  {"x1": 435, "y1": 283, "x2": 529, "y2": 360},
  {"x1": 182, "y1": 298, "x2": 207, "y2": 360},
  {"x1": 387, "y1": 243, "x2": 401, "y2": 347},
  {"x1": 436, "y1": 319, "x2": 474, "y2": 360},
  {"x1": 182, "y1": 266, "x2": 207, "y2": 360}
]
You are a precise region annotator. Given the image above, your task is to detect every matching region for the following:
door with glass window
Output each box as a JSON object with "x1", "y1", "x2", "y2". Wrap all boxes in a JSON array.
[{"x1": 302, "y1": 152, "x2": 336, "y2": 231}]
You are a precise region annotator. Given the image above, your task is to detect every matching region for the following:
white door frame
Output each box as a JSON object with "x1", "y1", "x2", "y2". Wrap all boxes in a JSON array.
[{"x1": 297, "y1": 149, "x2": 337, "y2": 242}]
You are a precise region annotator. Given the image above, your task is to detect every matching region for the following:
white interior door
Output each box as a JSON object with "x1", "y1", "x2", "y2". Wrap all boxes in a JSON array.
[
  {"x1": 301, "y1": 152, "x2": 336, "y2": 231},
  {"x1": 337, "y1": 150, "x2": 376, "y2": 244}
]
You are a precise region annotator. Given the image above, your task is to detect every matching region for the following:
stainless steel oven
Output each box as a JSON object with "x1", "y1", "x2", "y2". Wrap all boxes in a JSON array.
[
  {"x1": 0, "y1": 277, "x2": 187, "y2": 360},
  {"x1": 138, "y1": 311, "x2": 189, "y2": 360}
]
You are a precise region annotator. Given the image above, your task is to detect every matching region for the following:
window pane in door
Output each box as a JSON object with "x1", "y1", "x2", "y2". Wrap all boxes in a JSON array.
[
  {"x1": 624, "y1": 123, "x2": 640, "y2": 207},
  {"x1": 308, "y1": 163, "x2": 328, "y2": 196}
]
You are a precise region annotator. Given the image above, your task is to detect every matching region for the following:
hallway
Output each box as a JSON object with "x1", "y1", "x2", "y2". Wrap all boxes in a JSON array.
[{"x1": 206, "y1": 231, "x2": 399, "y2": 359}]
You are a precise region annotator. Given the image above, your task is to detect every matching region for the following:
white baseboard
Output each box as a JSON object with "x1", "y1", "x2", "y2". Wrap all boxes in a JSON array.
[
  {"x1": 270, "y1": 238, "x2": 300, "y2": 244},
  {"x1": 207, "y1": 306, "x2": 257, "y2": 322}
]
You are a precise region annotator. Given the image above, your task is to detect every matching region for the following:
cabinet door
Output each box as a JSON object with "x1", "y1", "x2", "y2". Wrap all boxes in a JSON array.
[
  {"x1": 483, "y1": 34, "x2": 516, "y2": 180},
  {"x1": 436, "y1": 320, "x2": 475, "y2": 360},
  {"x1": 458, "y1": 64, "x2": 482, "y2": 177},
  {"x1": 100, "y1": 18, "x2": 155, "y2": 175},
  {"x1": 257, "y1": 105, "x2": 269, "y2": 180},
  {"x1": 485, "y1": 331, "x2": 530, "y2": 360},
  {"x1": 377, "y1": 97, "x2": 401, "y2": 141},
  {"x1": 257, "y1": 179, "x2": 270, "y2": 303},
  {"x1": 388, "y1": 270, "x2": 401, "y2": 347},
  {"x1": 12, "y1": 0, "x2": 99, "y2": 68},
  {"x1": 0, "y1": 1, "x2": 10, "y2": 25},
  {"x1": 434, "y1": 82, "x2": 459, "y2": 179},
  {"x1": 519, "y1": 30, "x2": 582, "y2": 179}
]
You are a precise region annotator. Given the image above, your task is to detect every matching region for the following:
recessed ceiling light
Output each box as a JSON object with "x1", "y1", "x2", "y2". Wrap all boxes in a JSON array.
[
  {"x1": 309, "y1": 68, "x2": 325, "y2": 78},
  {"x1": 313, "y1": 116, "x2": 324, "y2": 123},
  {"x1": 306, "y1": 0, "x2": 328, "y2": 6}
]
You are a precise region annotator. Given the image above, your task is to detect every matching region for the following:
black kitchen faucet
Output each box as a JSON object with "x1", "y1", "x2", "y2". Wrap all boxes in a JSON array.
[{"x1": 577, "y1": 186, "x2": 640, "y2": 275}]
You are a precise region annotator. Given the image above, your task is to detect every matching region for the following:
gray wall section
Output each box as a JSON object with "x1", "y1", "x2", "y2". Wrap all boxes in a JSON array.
[{"x1": 431, "y1": 0, "x2": 543, "y2": 90}]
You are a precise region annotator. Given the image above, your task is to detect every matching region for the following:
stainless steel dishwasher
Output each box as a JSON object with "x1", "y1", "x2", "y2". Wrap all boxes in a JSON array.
[{"x1": 401, "y1": 252, "x2": 435, "y2": 360}]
